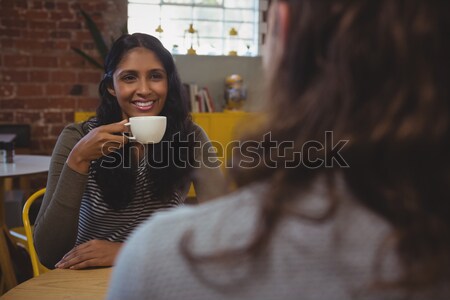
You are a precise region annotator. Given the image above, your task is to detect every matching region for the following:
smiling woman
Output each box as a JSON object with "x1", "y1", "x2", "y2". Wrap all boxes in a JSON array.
[{"x1": 33, "y1": 33, "x2": 227, "y2": 271}]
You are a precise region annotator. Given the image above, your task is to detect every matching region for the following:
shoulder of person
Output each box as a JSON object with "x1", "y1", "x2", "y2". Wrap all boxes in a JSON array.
[
  {"x1": 56, "y1": 123, "x2": 85, "y2": 143},
  {"x1": 111, "y1": 181, "x2": 268, "y2": 300},
  {"x1": 63, "y1": 118, "x2": 98, "y2": 136},
  {"x1": 63, "y1": 122, "x2": 84, "y2": 133},
  {"x1": 56, "y1": 119, "x2": 99, "y2": 148},
  {"x1": 128, "y1": 181, "x2": 268, "y2": 247}
]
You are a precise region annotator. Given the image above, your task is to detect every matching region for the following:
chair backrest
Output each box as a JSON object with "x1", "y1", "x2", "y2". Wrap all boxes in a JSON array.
[{"x1": 22, "y1": 188, "x2": 49, "y2": 277}]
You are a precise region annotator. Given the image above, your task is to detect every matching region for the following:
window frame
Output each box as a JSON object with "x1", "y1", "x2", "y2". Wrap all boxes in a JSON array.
[{"x1": 127, "y1": 0, "x2": 262, "y2": 56}]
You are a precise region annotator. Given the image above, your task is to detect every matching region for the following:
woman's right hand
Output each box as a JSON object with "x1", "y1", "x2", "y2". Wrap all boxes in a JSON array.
[{"x1": 67, "y1": 120, "x2": 128, "y2": 174}]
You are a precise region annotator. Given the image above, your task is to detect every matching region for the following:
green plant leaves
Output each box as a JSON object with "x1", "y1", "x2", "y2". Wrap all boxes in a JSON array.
[
  {"x1": 71, "y1": 9, "x2": 109, "y2": 70},
  {"x1": 71, "y1": 9, "x2": 128, "y2": 70},
  {"x1": 71, "y1": 47, "x2": 104, "y2": 69},
  {"x1": 80, "y1": 9, "x2": 109, "y2": 60}
]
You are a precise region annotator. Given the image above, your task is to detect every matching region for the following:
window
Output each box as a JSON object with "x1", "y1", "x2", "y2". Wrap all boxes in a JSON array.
[{"x1": 128, "y1": 0, "x2": 261, "y2": 56}]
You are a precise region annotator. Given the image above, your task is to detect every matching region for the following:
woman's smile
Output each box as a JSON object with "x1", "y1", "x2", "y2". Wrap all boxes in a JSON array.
[{"x1": 132, "y1": 99, "x2": 158, "y2": 111}]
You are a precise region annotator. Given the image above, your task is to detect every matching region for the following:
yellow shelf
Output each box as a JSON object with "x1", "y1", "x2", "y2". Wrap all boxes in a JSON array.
[
  {"x1": 74, "y1": 111, "x2": 96, "y2": 123},
  {"x1": 188, "y1": 112, "x2": 251, "y2": 197}
]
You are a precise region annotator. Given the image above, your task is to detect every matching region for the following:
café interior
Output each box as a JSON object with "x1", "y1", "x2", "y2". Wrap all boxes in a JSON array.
[
  {"x1": 2, "y1": 0, "x2": 449, "y2": 299},
  {"x1": 0, "y1": 0, "x2": 267, "y2": 297}
]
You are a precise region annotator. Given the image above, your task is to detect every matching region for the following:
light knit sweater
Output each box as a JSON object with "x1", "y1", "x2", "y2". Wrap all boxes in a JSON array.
[{"x1": 107, "y1": 178, "x2": 448, "y2": 300}]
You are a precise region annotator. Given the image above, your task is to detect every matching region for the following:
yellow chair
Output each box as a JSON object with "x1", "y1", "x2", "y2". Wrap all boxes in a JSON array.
[{"x1": 22, "y1": 188, "x2": 49, "y2": 277}]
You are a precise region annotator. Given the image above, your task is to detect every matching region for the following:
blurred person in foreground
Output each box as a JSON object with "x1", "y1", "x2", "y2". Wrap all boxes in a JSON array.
[{"x1": 107, "y1": 0, "x2": 450, "y2": 299}]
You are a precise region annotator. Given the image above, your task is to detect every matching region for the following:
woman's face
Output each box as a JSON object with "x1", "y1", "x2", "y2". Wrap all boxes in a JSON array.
[{"x1": 107, "y1": 47, "x2": 168, "y2": 119}]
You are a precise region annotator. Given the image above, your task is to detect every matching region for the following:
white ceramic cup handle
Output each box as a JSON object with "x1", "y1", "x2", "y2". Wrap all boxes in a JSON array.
[{"x1": 123, "y1": 123, "x2": 136, "y2": 140}]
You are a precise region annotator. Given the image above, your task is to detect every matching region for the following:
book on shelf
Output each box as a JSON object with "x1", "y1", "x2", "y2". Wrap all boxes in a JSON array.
[{"x1": 182, "y1": 83, "x2": 215, "y2": 113}]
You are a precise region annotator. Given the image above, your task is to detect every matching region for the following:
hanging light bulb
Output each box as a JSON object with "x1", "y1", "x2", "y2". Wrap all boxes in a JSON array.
[
  {"x1": 184, "y1": 23, "x2": 200, "y2": 55},
  {"x1": 155, "y1": 24, "x2": 164, "y2": 39},
  {"x1": 227, "y1": 27, "x2": 239, "y2": 56},
  {"x1": 155, "y1": 3, "x2": 163, "y2": 40}
]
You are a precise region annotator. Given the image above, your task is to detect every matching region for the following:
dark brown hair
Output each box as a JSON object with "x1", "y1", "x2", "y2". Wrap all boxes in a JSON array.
[
  {"x1": 183, "y1": 0, "x2": 450, "y2": 291},
  {"x1": 231, "y1": 0, "x2": 450, "y2": 289}
]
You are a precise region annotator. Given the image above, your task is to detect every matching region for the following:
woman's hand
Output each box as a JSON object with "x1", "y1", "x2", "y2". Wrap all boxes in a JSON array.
[
  {"x1": 55, "y1": 240, "x2": 123, "y2": 270},
  {"x1": 67, "y1": 120, "x2": 128, "y2": 174}
]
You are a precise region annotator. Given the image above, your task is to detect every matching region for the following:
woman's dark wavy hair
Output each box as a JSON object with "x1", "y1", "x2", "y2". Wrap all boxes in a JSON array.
[
  {"x1": 86, "y1": 33, "x2": 193, "y2": 210},
  {"x1": 184, "y1": 0, "x2": 450, "y2": 291}
]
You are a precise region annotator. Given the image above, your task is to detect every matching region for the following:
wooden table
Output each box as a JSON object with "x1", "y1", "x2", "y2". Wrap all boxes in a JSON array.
[
  {"x1": 1, "y1": 267, "x2": 113, "y2": 299},
  {"x1": 0, "y1": 155, "x2": 51, "y2": 294}
]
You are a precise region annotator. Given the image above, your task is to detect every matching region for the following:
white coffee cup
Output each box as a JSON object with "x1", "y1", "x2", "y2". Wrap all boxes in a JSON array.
[{"x1": 124, "y1": 116, "x2": 167, "y2": 144}]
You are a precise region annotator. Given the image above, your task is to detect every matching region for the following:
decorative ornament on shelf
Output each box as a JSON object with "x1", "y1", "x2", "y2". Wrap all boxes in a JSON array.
[
  {"x1": 227, "y1": 27, "x2": 239, "y2": 56},
  {"x1": 172, "y1": 44, "x2": 179, "y2": 54},
  {"x1": 184, "y1": 23, "x2": 199, "y2": 55},
  {"x1": 245, "y1": 44, "x2": 252, "y2": 56},
  {"x1": 224, "y1": 74, "x2": 247, "y2": 111}
]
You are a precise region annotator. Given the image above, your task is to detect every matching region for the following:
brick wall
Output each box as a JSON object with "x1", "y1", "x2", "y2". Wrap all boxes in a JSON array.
[{"x1": 0, "y1": 0, "x2": 127, "y2": 154}]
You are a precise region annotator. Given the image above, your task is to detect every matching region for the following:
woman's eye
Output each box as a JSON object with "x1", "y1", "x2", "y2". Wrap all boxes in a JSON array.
[
  {"x1": 122, "y1": 75, "x2": 136, "y2": 82},
  {"x1": 150, "y1": 73, "x2": 164, "y2": 80}
]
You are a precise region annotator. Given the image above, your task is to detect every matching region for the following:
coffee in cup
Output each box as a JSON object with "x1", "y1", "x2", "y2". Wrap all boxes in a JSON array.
[{"x1": 124, "y1": 116, "x2": 167, "y2": 144}]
